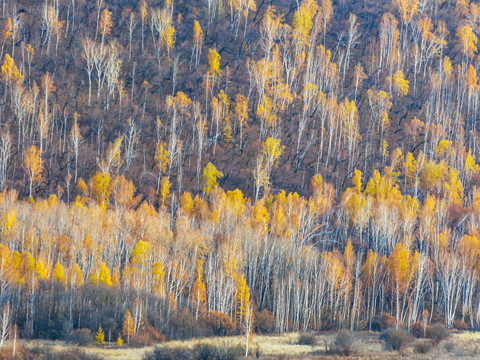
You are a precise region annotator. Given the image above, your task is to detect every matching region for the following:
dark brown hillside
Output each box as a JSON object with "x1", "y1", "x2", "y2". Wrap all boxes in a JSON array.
[{"x1": 0, "y1": 0, "x2": 465, "y2": 200}]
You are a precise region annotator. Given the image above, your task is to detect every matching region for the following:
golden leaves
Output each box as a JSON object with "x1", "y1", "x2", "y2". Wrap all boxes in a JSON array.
[
  {"x1": 1, "y1": 54, "x2": 23, "y2": 85},
  {"x1": 202, "y1": 162, "x2": 223, "y2": 195},
  {"x1": 208, "y1": 48, "x2": 221, "y2": 77}
]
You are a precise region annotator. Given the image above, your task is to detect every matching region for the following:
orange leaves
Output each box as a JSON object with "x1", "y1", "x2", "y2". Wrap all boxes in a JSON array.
[
  {"x1": 139, "y1": 0, "x2": 148, "y2": 21},
  {"x1": 192, "y1": 20, "x2": 203, "y2": 66},
  {"x1": 458, "y1": 232, "x2": 480, "y2": 268},
  {"x1": 363, "y1": 249, "x2": 385, "y2": 285},
  {"x1": 392, "y1": 0, "x2": 419, "y2": 23},
  {"x1": 236, "y1": 274, "x2": 251, "y2": 324},
  {"x1": 100, "y1": 9, "x2": 113, "y2": 38},
  {"x1": 99, "y1": 136, "x2": 123, "y2": 174},
  {"x1": 159, "y1": 177, "x2": 172, "y2": 208},
  {"x1": 235, "y1": 94, "x2": 249, "y2": 128},
  {"x1": 190, "y1": 260, "x2": 207, "y2": 318},
  {"x1": 111, "y1": 175, "x2": 137, "y2": 209},
  {"x1": 457, "y1": 25, "x2": 478, "y2": 59},
  {"x1": 155, "y1": 142, "x2": 171, "y2": 179},
  {"x1": 323, "y1": 249, "x2": 348, "y2": 292},
  {"x1": 254, "y1": 138, "x2": 285, "y2": 200},
  {"x1": 310, "y1": 173, "x2": 335, "y2": 216},
  {"x1": 193, "y1": 20, "x2": 203, "y2": 48},
  {"x1": 123, "y1": 310, "x2": 135, "y2": 342},
  {"x1": 23, "y1": 145, "x2": 43, "y2": 196},
  {"x1": 388, "y1": 243, "x2": 418, "y2": 292},
  {"x1": 466, "y1": 64, "x2": 479, "y2": 91},
  {"x1": 161, "y1": 25, "x2": 175, "y2": 54}
]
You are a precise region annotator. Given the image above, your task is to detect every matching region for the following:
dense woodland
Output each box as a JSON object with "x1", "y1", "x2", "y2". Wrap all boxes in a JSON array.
[{"x1": 1, "y1": 0, "x2": 480, "y2": 350}]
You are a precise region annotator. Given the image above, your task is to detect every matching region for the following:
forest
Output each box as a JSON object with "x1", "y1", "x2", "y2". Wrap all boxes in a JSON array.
[{"x1": 1, "y1": 0, "x2": 480, "y2": 354}]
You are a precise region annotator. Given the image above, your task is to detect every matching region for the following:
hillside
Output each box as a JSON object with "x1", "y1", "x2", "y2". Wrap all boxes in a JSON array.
[{"x1": 1, "y1": 0, "x2": 480, "y2": 357}]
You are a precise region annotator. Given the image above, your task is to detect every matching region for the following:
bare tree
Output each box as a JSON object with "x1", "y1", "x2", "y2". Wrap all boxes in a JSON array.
[{"x1": 0, "y1": 303, "x2": 11, "y2": 349}]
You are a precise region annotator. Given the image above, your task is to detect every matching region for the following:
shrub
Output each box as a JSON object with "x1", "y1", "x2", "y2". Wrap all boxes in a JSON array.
[
  {"x1": 194, "y1": 344, "x2": 218, "y2": 360},
  {"x1": 11, "y1": 346, "x2": 102, "y2": 360},
  {"x1": 381, "y1": 328, "x2": 413, "y2": 350},
  {"x1": 297, "y1": 332, "x2": 316, "y2": 346},
  {"x1": 142, "y1": 344, "x2": 243, "y2": 360},
  {"x1": 357, "y1": 320, "x2": 368, "y2": 331},
  {"x1": 255, "y1": 309, "x2": 276, "y2": 334},
  {"x1": 214, "y1": 345, "x2": 243, "y2": 360},
  {"x1": 169, "y1": 308, "x2": 203, "y2": 339},
  {"x1": 68, "y1": 328, "x2": 94, "y2": 346},
  {"x1": 381, "y1": 314, "x2": 397, "y2": 328},
  {"x1": 426, "y1": 323, "x2": 449, "y2": 344},
  {"x1": 333, "y1": 331, "x2": 356, "y2": 356},
  {"x1": 371, "y1": 313, "x2": 397, "y2": 331},
  {"x1": 130, "y1": 322, "x2": 166, "y2": 347},
  {"x1": 202, "y1": 311, "x2": 237, "y2": 336},
  {"x1": 443, "y1": 341, "x2": 455, "y2": 352},
  {"x1": 453, "y1": 320, "x2": 469, "y2": 330},
  {"x1": 143, "y1": 346, "x2": 193, "y2": 360},
  {"x1": 414, "y1": 341, "x2": 433, "y2": 354},
  {"x1": 193, "y1": 343, "x2": 242, "y2": 360},
  {"x1": 411, "y1": 321, "x2": 425, "y2": 338}
]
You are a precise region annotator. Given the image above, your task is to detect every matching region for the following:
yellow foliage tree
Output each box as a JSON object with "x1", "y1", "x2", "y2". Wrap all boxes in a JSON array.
[
  {"x1": 131, "y1": 240, "x2": 151, "y2": 269},
  {"x1": 1, "y1": 53, "x2": 22, "y2": 85},
  {"x1": 388, "y1": 243, "x2": 419, "y2": 329},
  {"x1": 159, "y1": 176, "x2": 172, "y2": 208},
  {"x1": 236, "y1": 274, "x2": 254, "y2": 356},
  {"x1": 52, "y1": 261, "x2": 66, "y2": 286},
  {"x1": 292, "y1": 0, "x2": 319, "y2": 50},
  {"x1": 117, "y1": 335, "x2": 123, "y2": 346},
  {"x1": 89, "y1": 262, "x2": 113, "y2": 286},
  {"x1": 91, "y1": 171, "x2": 111, "y2": 210},
  {"x1": 96, "y1": 326, "x2": 105, "y2": 344},
  {"x1": 208, "y1": 48, "x2": 221, "y2": 77},
  {"x1": 123, "y1": 310, "x2": 135, "y2": 343},
  {"x1": 457, "y1": 25, "x2": 478, "y2": 60},
  {"x1": 202, "y1": 162, "x2": 223, "y2": 195},
  {"x1": 155, "y1": 142, "x2": 170, "y2": 191},
  {"x1": 24, "y1": 145, "x2": 43, "y2": 197},
  {"x1": 190, "y1": 260, "x2": 207, "y2": 319}
]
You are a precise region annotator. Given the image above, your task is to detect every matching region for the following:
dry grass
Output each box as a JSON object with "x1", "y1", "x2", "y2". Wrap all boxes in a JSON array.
[{"x1": 10, "y1": 331, "x2": 480, "y2": 359}]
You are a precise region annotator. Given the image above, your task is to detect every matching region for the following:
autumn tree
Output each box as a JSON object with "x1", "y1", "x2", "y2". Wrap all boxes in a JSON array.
[
  {"x1": 457, "y1": 25, "x2": 477, "y2": 64},
  {"x1": 202, "y1": 162, "x2": 223, "y2": 195},
  {"x1": 99, "y1": 9, "x2": 113, "y2": 50},
  {"x1": 388, "y1": 243, "x2": 419, "y2": 329},
  {"x1": 1, "y1": 53, "x2": 22, "y2": 86},
  {"x1": 82, "y1": 37, "x2": 96, "y2": 106},
  {"x1": 253, "y1": 137, "x2": 284, "y2": 202},
  {"x1": 23, "y1": 145, "x2": 43, "y2": 197},
  {"x1": 69, "y1": 113, "x2": 82, "y2": 183},
  {"x1": 208, "y1": 48, "x2": 221, "y2": 78},
  {"x1": 191, "y1": 20, "x2": 203, "y2": 68},
  {"x1": 155, "y1": 142, "x2": 170, "y2": 192},
  {"x1": 237, "y1": 274, "x2": 254, "y2": 356},
  {"x1": 139, "y1": 0, "x2": 148, "y2": 52},
  {"x1": 96, "y1": 326, "x2": 105, "y2": 344},
  {"x1": 123, "y1": 310, "x2": 135, "y2": 343},
  {"x1": 190, "y1": 260, "x2": 207, "y2": 319}
]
